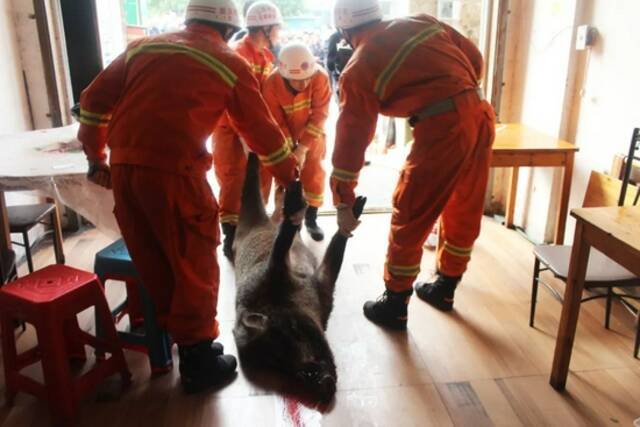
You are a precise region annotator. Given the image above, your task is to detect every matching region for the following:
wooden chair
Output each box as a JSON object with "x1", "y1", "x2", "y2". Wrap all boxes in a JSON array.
[{"x1": 530, "y1": 171, "x2": 640, "y2": 358}]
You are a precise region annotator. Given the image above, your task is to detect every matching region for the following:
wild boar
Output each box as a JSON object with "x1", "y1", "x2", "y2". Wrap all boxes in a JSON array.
[{"x1": 232, "y1": 153, "x2": 365, "y2": 402}]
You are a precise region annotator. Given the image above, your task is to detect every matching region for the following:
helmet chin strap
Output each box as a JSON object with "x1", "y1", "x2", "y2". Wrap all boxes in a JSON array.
[
  {"x1": 261, "y1": 26, "x2": 274, "y2": 50},
  {"x1": 339, "y1": 28, "x2": 354, "y2": 49},
  {"x1": 223, "y1": 26, "x2": 236, "y2": 42}
]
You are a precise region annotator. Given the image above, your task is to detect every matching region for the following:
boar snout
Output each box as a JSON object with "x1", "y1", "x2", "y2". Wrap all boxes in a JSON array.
[{"x1": 296, "y1": 362, "x2": 337, "y2": 402}]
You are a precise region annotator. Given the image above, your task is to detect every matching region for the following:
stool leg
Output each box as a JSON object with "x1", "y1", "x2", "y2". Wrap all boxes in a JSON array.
[
  {"x1": 93, "y1": 277, "x2": 106, "y2": 361},
  {"x1": 125, "y1": 280, "x2": 144, "y2": 329},
  {"x1": 1, "y1": 314, "x2": 19, "y2": 405},
  {"x1": 138, "y1": 282, "x2": 173, "y2": 375},
  {"x1": 64, "y1": 317, "x2": 87, "y2": 362},
  {"x1": 22, "y1": 231, "x2": 34, "y2": 273},
  {"x1": 37, "y1": 315, "x2": 78, "y2": 426},
  {"x1": 91, "y1": 282, "x2": 131, "y2": 386}
]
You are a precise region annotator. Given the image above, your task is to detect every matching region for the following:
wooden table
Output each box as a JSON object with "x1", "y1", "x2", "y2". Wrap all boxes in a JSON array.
[
  {"x1": 492, "y1": 124, "x2": 579, "y2": 244},
  {"x1": 550, "y1": 206, "x2": 640, "y2": 390},
  {"x1": 0, "y1": 125, "x2": 120, "y2": 261}
]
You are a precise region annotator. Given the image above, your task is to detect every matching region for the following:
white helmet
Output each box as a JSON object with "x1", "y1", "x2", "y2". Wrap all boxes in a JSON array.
[
  {"x1": 278, "y1": 43, "x2": 317, "y2": 80},
  {"x1": 185, "y1": 0, "x2": 242, "y2": 29},
  {"x1": 334, "y1": 0, "x2": 383, "y2": 30},
  {"x1": 246, "y1": 1, "x2": 283, "y2": 28}
]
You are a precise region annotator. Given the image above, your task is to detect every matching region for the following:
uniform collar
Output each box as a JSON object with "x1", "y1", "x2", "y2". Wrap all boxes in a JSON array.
[
  {"x1": 351, "y1": 21, "x2": 386, "y2": 49},
  {"x1": 186, "y1": 22, "x2": 224, "y2": 41}
]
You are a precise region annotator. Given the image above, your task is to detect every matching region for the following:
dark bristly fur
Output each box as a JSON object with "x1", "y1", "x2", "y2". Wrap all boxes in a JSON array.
[{"x1": 232, "y1": 153, "x2": 365, "y2": 402}]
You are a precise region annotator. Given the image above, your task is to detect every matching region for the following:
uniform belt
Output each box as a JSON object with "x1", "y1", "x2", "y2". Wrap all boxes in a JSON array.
[{"x1": 409, "y1": 87, "x2": 485, "y2": 128}]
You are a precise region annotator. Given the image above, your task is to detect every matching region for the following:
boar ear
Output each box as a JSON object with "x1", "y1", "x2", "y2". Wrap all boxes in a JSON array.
[{"x1": 241, "y1": 312, "x2": 269, "y2": 331}]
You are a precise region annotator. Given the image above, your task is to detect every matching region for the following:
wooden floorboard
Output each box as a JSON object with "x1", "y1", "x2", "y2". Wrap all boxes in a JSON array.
[{"x1": 1, "y1": 216, "x2": 639, "y2": 426}]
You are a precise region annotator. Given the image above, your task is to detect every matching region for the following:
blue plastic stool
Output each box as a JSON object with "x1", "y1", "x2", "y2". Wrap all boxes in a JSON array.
[{"x1": 94, "y1": 239, "x2": 173, "y2": 375}]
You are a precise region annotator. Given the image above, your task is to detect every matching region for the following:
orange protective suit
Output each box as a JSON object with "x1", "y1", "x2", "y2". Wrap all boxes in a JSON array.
[
  {"x1": 331, "y1": 15, "x2": 495, "y2": 292},
  {"x1": 213, "y1": 35, "x2": 274, "y2": 225},
  {"x1": 263, "y1": 70, "x2": 331, "y2": 207},
  {"x1": 78, "y1": 24, "x2": 297, "y2": 344}
]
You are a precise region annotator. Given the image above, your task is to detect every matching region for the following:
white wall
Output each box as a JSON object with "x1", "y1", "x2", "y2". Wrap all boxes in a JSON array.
[
  {"x1": 0, "y1": 0, "x2": 32, "y2": 135},
  {"x1": 11, "y1": 0, "x2": 52, "y2": 130},
  {"x1": 0, "y1": 0, "x2": 39, "y2": 250},
  {"x1": 500, "y1": 0, "x2": 640, "y2": 243},
  {"x1": 563, "y1": 0, "x2": 640, "y2": 240},
  {"x1": 513, "y1": 0, "x2": 577, "y2": 242}
]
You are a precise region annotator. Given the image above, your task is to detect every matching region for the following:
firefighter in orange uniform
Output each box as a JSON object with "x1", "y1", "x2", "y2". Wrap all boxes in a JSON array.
[
  {"x1": 212, "y1": 0, "x2": 283, "y2": 258},
  {"x1": 263, "y1": 43, "x2": 331, "y2": 241},
  {"x1": 332, "y1": 0, "x2": 496, "y2": 330},
  {"x1": 77, "y1": 0, "x2": 300, "y2": 393}
]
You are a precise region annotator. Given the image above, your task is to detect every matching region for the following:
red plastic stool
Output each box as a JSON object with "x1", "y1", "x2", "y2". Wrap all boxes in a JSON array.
[{"x1": 0, "y1": 265, "x2": 131, "y2": 426}]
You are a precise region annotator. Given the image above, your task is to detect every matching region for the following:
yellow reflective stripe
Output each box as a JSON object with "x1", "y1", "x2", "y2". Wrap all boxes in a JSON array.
[
  {"x1": 443, "y1": 242, "x2": 473, "y2": 258},
  {"x1": 78, "y1": 117, "x2": 109, "y2": 128},
  {"x1": 304, "y1": 192, "x2": 324, "y2": 202},
  {"x1": 80, "y1": 109, "x2": 111, "y2": 121},
  {"x1": 126, "y1": 43, "x2": 237, "y2": 88},
  {"x1": 305, "y1": 123, "x2": 323, "y2": 138},
  {"x1": 220, "y1": 214, "x2": 239, "y2": 224},
  {"x1": 331, "y1": 168, "x2": 359, "y2": 182},
  {"x1": 374, "y1": 23, "x2": 443, "y2": 100},
  {"x1": 283, "y1": 99, "x2": 312, "y2": 114},
  {"x1": 258, "y1": 142, "x2": 292, "y2": 166},
  {"x1": 387, "y1": 263, "x2": 421, "y2": 277},
  {"x1": 251, "y1": 63, "x2": 272, "y2": 75},
  {"x1": 284, "y1": 137, "x2": 295, "y2": 149}
]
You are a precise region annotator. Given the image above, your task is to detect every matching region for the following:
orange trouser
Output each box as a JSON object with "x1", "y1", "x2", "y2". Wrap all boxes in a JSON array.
[
  {"x1": 111, "y1": 165, "x2": 220, "y2": 345},
  {"x1": 385, "y1": 91, "x2": 495, "y2": 292},
  {"x1": 301, "y1": 137, "x2": 327, "y2": 208},
  {"x1": 213, "y1": 125, "x2": 272, "y2": 225}
]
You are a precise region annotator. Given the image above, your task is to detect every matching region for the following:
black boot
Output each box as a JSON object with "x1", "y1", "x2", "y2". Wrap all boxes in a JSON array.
[
  {"x1": 414, "y1": 274, "x2": 461, "y2": 312},
  {"x1": 178, "y1": 340, "x2": 237, "y2": 394},
  {"x1": 304, "y1": 206, "x2": 324, "y2": 242},
  {"x1": 221, "y1": 223, "x2": 236, "y2": 260},
  {"x1": 363, "y1": 289, "x2": 413, "y2": 330}
]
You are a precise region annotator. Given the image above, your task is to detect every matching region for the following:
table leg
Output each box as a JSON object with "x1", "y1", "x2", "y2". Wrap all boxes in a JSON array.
[
  {"x1": 0, "y1": 190, "x2": 11, "y2": 254},
  {"x1": 550, "y1": 219, "x2": 590, "y2": 390},
  {"x1": 47, "y1": 197, "x2": 65, "y2": 264},
  {"x1": 505, "y1": 167, "x2": 519, "y2": 229},
  {"x1": 554, "y1": 153, "x2": 575, "y2": 244}
]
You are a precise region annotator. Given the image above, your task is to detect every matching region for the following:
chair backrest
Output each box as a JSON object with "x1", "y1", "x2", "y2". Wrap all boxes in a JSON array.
[
  {"x1": 582, "y1": 171, "x2": 638, "y2": 208},
  {"x1": 619, "y1": 128, "x2": 640, "y2": 205}
]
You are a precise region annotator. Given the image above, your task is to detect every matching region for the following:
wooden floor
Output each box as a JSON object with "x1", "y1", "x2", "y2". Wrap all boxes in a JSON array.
[{"x1": 1, "y1": 215, "x2": 639, "y2": 426}]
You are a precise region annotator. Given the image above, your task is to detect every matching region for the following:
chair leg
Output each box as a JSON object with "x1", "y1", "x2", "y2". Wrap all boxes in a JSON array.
[
  {"x1": 634, "y1": 313, "x2": 639, "y2": 359},
  {"x1": 605, "y1": 287, "x2": 613, "y2": 330},
  {"x1": 530, "y1": 258, "x2": 541, "y2": 327},
  {"x1": 22, "y1": 231, "x2": 34, "y2": 273}
]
